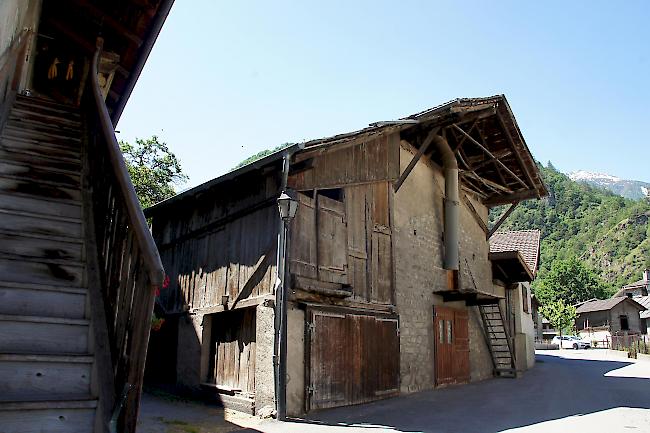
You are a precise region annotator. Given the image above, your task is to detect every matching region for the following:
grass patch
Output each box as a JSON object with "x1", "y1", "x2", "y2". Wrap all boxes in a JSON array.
[{"x1": 161, "y1": 418, "x2": 201, "y2": 433}]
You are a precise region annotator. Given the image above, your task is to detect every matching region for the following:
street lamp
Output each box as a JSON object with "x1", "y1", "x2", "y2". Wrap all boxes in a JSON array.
[
  {"x1": 277, "y1": 191, "x2": 298, "y2": 221},
  {"x1": 275, "y1": 189, "x2": 297, "y2": 421}
]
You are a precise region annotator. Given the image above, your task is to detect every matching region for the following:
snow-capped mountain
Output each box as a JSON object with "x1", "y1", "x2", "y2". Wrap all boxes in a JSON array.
[{"x1": 568, "y1": 170, "x2": 650, "y2": 200}]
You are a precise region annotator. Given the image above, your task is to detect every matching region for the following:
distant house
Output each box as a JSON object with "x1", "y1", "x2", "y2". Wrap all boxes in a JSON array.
[
  {"x1": 575, "y1": 297, "x2": 646, "y2": 335},
  {"x1": 489, "y1": 230, "x2": 541, "y2": 371},
  {"x1": 636, "y1": 296, "x2": 650, "y2": 334},
  {"x1": 613, "y1": 269, "x2": 649, "y2": 298}
]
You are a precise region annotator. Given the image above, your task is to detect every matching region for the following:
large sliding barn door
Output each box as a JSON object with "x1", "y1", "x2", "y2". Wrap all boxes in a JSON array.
[
  {"x1": 434, "y1": 306, "x2": 469, "y2": 386},
  {"x1": 307, "y1": 309, "x2": 399, "y2": 411}
]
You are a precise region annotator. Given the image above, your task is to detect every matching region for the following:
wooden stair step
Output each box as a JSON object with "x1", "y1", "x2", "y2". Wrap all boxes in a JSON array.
[
  {"x1": 0, "y1": 315, "x2": 89, "y2": 355},
  {"x1": 11, "y1": 105, "x2": 81, "y2": 122},
  {"x1": 0, "y1": 281, "x2": 86, "y2": 319},
  {"x1": 0, "y1": 149, "x2": 81, "y2": 173},
  {"x1": 15, "y1": 96, "x2": 79, "y2": 111},
  {"x1": 0, "y1": 354, "x2": 92, "y2": 402},
  {"x1": 8, "y1": 110, "x2": 81, "y2": 126},
  {"x1": 0, "y1": 136, "x2": 81, "y2": 160},
  {"x1": 0, "y1": 399, "x2": 96, "y2": 433},
  {"x1": 0, "y1": 191, "x2": 82, "y2": 219},
  {"x1": 6, "y1": 116, "x2": 80, "y2": 134},
  {"x1": 0, "y1": 232, "x2": 84, "y2": 262},
  {"x1": 13, "y1": 100, "x2": 80, "y2": 119},
  {"x1": 3, "y1": 125, "x2": 81, "y2": 143},
  {"x1": 0, "y1": 209, "x2": 82, "y2": 239},
  {"x1": 0, "y1": 162, "x2": 80, "y2": 188},
  {"x1": 0, "y1": 177, "x2": 81, "y2": 203},
  {"x1": 0, "y1": 257, "x2": 84, "y2": 287}
]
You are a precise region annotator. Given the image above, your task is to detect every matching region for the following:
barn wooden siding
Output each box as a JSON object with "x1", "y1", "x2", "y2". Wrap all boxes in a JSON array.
[
  {"x1": 151, "y1": 171, "x2": 281, "y2": 314},
  {"x1": 289, "y1": 181, "x2": 394, "y2": 305},
  {"x1": 289, "y1": 133, "x2": 401, "y2": 191}
]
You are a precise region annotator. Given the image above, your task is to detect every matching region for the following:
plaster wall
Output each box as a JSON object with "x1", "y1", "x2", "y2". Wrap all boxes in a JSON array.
[{"x1": 286, "y1": 304, "x2": 305, "y2": 416}]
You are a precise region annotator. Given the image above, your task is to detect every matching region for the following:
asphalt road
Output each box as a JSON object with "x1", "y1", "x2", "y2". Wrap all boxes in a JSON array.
[{"x1": 139, "y1": 350, "x2": 650, "y2": 433}]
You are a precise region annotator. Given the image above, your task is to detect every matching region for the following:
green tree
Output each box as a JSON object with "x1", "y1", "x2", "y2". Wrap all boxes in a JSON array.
[
  {"x1": 233, "y1": 143, "x2": 294, "y2": 169},
  {"x1": 534, "y1": 257, "x2": 609, "y2": 306},
  {"x1": 119, "y1": 136, "x2": 187, "y2": 208},
  {"x1": 539, "y1": 300, "x2": 577, "y2": 339}
]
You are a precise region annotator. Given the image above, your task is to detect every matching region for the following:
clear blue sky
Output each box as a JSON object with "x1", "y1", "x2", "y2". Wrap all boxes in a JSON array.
[{"x1": 117, "y1": 0, "x2": 650, "y2": 190}]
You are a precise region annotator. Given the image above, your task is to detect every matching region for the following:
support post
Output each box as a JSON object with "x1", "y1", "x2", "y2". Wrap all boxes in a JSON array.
[{"x1": 487, "y1": 202, "x2": 519, "y2": 238}]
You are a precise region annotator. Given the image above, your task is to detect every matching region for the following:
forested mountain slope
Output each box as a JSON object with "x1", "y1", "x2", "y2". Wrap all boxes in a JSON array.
[{"x1": 491, "y1": 164, "x2": 650, "y2": 290}]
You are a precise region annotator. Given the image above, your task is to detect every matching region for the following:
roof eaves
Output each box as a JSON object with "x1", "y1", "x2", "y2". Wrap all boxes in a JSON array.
[{"x1": 145, "y1": 142, "x2": 304, "y2": 216}]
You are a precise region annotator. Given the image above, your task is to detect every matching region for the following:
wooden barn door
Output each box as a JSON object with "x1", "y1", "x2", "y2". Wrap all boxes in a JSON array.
[
  {"x1": 307, "y1": 309, "x2": 399, "y2": 411},
  {"x1": 209, "y1": 308, "x2": 257, "y2": 395},
  {"x1": 434, "y1": 306, "x2": 469, "y2": 386}
]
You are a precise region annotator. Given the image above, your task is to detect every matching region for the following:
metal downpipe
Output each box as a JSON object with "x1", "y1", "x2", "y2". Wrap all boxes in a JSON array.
[{"x1": 432, "y1": 135, "x2": 460, "y2": 271}]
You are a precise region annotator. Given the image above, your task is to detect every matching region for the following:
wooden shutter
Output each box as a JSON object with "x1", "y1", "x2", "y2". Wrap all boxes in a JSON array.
[
  {"x1": 316, "y1": 194, "x2": 348, "y2": 284},
  {"x1": 290, "y1": 193, "x2": 317, "y2": 279}
]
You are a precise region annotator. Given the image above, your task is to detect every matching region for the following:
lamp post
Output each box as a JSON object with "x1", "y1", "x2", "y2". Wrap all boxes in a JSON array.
[{"x1": 275, "y1": 189, "x2": 297, "y2": 421}]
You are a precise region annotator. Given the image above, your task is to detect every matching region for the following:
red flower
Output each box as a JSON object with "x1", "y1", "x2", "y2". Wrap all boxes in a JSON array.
[{"x1": 162, "y1": 275, "x2": 170, "y2": 289}]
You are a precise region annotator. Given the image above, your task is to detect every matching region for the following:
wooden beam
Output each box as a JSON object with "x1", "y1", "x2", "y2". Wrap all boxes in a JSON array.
[
  {"x1": 495, "y1": 112, "x2": 539, "y2": 195},
  {"x1": 452, "y1": 124, "x2": 528, "y2": 189},
  {"x1": 230, "y1": 244, "x2": 276, "y2": 309},
  {"x1": 462, "y1": 194, "x2": 488, "y2": 235},
  {"x1": 461, "y1": 171, "x2": 512, "y2": 194},
  {"x1": 70, "y1": 0, "x2": 143, "y2": 47},
  {"x1": 45, "y1": 18, "x2": 94, "y2": 54},
  {"x1": 393, "y1": 127, "x2": 440, "y2": 192},
  {"x1": 487, "y1": 202, "x2": 519, "y2": 238},
  {"x1": 484, "y1": 190, "x2": 537, "y2": 206}
]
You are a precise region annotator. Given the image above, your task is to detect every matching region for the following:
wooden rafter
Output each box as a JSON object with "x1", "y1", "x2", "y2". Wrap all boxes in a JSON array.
[
  {"x1": 487, "y1": 202, "x2": 519, "y2": 238},
  {"x1": 70, "y1": 0, "x2": 144, "y2": 47},
  {"x1": 462, "y1": 194, "x2": 488, "y2": 235},
  {"x1": 495, "y1": 112, "x2": 538, "y2": 194},
  {"x1": 393, "y1": 127, "x2": 440, "y2": 192},
  {"x1": 45, "y1": 18, "x2": 95, "y2": 54},
  {"x1": 452, "y1": 124, "x2": 528, "y2": 189}
]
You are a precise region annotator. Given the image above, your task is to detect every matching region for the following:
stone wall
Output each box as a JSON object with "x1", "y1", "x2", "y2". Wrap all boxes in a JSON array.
[
  {"x1": 393, "y1": 145, "x2": 496, "y2": 391},
  {"x1": 254, "y1": 303, "x2": 276, "y2": 413},
  {"x1": 286, "y1": 303, "x2": 305, "y2": 416}
]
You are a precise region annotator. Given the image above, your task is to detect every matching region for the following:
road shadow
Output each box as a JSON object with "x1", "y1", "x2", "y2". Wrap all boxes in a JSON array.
[
  {"x1": 281, "y1": 354, "x2": 650, "y2": 433},
  {"x1": 138, "y1": 388, "x2": 263, "y2": 433}
]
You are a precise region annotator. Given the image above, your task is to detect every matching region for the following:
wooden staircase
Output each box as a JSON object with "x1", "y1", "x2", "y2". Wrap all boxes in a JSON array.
[
  {"x1": 0, "y1": 95, "x2": 98, "y2": 432},
  {"x1": 478, "y1": 303, "x2": 517, "y2": 378}
]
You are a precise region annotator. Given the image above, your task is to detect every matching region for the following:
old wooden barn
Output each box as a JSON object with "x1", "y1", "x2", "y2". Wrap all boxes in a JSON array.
[{"x1": 145, "y1": 95, "x2": 547, "y2": 415}]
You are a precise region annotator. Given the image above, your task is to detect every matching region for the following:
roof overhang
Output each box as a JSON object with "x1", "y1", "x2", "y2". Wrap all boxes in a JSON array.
[
  {"x1": 37, "y1": 0, "x2": 174, "y2": 123},
  {"x1": 489, "y1": 250, "x2": 534, "y2": 283}
]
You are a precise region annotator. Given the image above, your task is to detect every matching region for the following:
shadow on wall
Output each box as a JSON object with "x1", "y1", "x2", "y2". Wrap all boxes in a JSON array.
[{"x1": 283, "y1": 355, "x2": 650, "y2": 433}]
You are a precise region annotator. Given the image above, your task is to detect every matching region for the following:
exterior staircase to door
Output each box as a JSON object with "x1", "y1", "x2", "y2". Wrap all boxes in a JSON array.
[
  {"x1": 0, "y1": 96, "x2": 99, "y2": 432},
  {"x1": 478, "y1": 303, "x2": 517, "y2": 378}
]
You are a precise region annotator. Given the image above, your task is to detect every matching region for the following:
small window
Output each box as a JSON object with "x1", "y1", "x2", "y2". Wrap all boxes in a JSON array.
[
  {"x1": 317, "y1": 188, "x2": 343, "y2": 201},
  {"x1": 447, "y1": 320, "x2": 453, "y2": 344},
  {"x1": 522, "y1": 285, "x2": 530, "y2": 313},
  {"x1": 439, "y1": 320, "x2": 445, "y2": 344},
  {"x1": 620, "y1": 315, "x2": 629, "y2": 331}
]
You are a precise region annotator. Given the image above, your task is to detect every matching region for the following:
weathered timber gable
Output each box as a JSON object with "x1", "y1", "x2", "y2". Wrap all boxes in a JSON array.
[
  {"x1": 151, "y1": 169, "x2": 281, "y2": 314},
  {"x1": 289, "y1": 133, "x2": 400, "y2": 191}
]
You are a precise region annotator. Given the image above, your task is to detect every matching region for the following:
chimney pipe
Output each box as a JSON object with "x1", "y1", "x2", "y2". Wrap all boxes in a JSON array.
[
  {"x1": 644, "y1": 269, "x2": 649, "y2": 283},
  {"x1": 431, "y1": 134, "x2": 459, "y2": 271}
]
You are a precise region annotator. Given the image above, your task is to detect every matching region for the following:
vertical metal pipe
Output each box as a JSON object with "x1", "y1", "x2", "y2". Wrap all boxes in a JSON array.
[
  {"x1": 274, "y1": 153, "x2": 290, "y2": 420},
  {"x1": 432, "y1": 135, "x2": 460, "y2": 270}
]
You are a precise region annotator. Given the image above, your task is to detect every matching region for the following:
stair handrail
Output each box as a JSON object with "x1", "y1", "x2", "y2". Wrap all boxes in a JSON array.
[
  {"x1": 90, "y1": 38, "x2": 164, "y2": 286},
  {"x1": 495, "y1": 303, "x2": 516, "y2": 367}
]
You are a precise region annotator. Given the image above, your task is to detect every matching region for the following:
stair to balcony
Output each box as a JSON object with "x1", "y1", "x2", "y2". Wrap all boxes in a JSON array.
[
  {"x1": 0, "y1": 95, "x2": 98, "y2": 433},
  {"x1": 478, "y1": 303, "x2": 517, "y2": 378}
]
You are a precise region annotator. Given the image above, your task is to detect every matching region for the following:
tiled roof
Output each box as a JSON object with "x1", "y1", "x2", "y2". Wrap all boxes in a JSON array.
[
  {"x1": 489, "y1": 230, "x2": 541, "y2": 275},
  {"x1": 576, "y1": 297, "x2": 645, "y2": 314}
]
